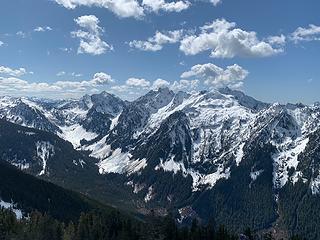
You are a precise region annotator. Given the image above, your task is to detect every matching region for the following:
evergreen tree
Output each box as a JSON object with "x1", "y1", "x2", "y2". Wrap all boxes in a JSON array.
[
  {"x1": 63, "y1": 222, "x2": 76, "y2": 240},
  {"x1": 244, "y1": 227, "x2": 254, "y2": 240}
]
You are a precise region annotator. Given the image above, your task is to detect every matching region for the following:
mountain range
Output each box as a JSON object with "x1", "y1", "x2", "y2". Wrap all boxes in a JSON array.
[{"x1": 1, "y1": 87, "x2": 320, "y2": 239}]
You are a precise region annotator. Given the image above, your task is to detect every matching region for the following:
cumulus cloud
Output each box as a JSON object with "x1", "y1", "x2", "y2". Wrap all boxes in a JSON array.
[
  {"x1": 91, "y1": 72, "x2": 114, "y2": 84},
  {"x1": 71, "y1": 15, "x2": 113, "y2": 55},
  {"x1": 0, "y1": 41, "x2": 4, "y2": 47},
  {"x1": 111, "y1": 76, "x2": 199, "y2": 98},
  {"x1": 180, "y1": 18, "x2": 284, "y2": 58},
  {"x1": 0, "y1": 77, "x2": 61, "y2": 94},
  {"x1": 267, "y1": 34, "x2": 286, "y2": 46},
  {"x1": 290, "y1": 24, "x2": 320, "y2": 43},
  {"x1": 0, "y1": 66, "x2": 28, "y2": 77},
  {"x1": 129, "y1": 30, "x2": 183, "y2": 51},
  {"x1": 56, "y1": 72, "x2": 113, "y2": 89},
  {"x1": 181, "y1": 63, "x2": 249, "y2": 89},
  {"x1": 152, "y1": 78, "x2": 170, "y2": 89},
  {"x1": 0, "y1": 72, "x2": 114, "y2": 98},
  {"x1": 54, "y1": 0, "x2": 191, "y2": 18},
  {"x1": 54, "y1": 0, "x2": 144, "y2": 18},
  {"x1": 34, "y1": 26, "x2": 53, "y2": 32},
  {"x1": 111, "y1": 77, "x2": 171, "y2": 98},
  {"x1": 142, "y1": 0, "x2": 191, "y2": 13},
  {"x1": 126, "y1": 77, "x2": 151, "y2": 88},
  {"x1": 171, "y1": 79, "x2": 199, "y2": 91}
]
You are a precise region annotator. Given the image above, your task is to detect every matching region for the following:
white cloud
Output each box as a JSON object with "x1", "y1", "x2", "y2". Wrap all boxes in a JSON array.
[
  {"x1": 60, "y1": 47, "x2": 73, "y2": 53},
  {"x1": 112, "y1": 76, "x2": 198, "y2": 95},
  {"x1": 16, "y1": 31, "x2": 27, "y2": 38},
  {"x1": 56, "y1": 71, "x2": 66, "y2": 77},
  {"x1": 54, "y1": 0, "x2": 144, "y2": 18},
  {"x1": 0, "y1": 41, "x2": 4, "y2": 47},
  {"x1": 126, "y1": 77, "x2": 151, "y2": 88},
  {"x1": 290, "y1": 24, "x2": 320, "y2": 43},
  {"x1": 181, "y1": 63, "x2": 249, "y2": 89},
  {"x1": 171, "y1": 79, "x2": 199, "y2": 91},
  {"x1": 54, "y1": 0, "x2": 191, "y2": 18},
  {"x1": 152, "y1": 78, "x2": 170, "y2": 89},
  {"x1": 57, "y1": 71, "x2": 83, "y2": 77},
  {"x1": 142, "y1": 0, "x2": 190, "y2": 13},
  {"x1": 16, "y1": 28, "x2": 51, "y2": 38},
  {"x1": 0, "y1": 72, "x2": 114, "y2": 98},
  {"x1": 110, "y1": 71, "x2": 227, "y2": 100},
  {"x1": 34, "y1": 26, "x2": 53, "y2": 32},
  {"x1": 180, "y1": 18, "x2": 283, "y2": 58},
  {"x1": 53, "y1": 72, "x2": 113, "y2": 89},
  {"x1": 210, "y1": 0, "x2": 221, "y2": 6},
  {"x1": 110, "y1": 81, "x2": 144, "y2": 100},
  {"x1": 129, "y1": 40, "x2": 162, "y2": 52},
  {"x1": 74, "y1": 15, "x2": 100, "y2": 32},
  {"x1": 72, "y1": 15, "x2": 113, "y2": 55},
  {"x1": 110, "y1": 85, "x2": 129, "y2": 93},
  {"x1": 71, "y1": 72, "x2": 83, "y2": 77},
  {"x1": 56, "y1": 72, "x2": 113, "y2": 89},
  {"x1": 91, "y1": 72, "x2": 114, "y2": 84},
  {"x1": 129, "y1": 30, "x2": 183, "y2": 51},
  {"x1": 0, "y1": 66, "x2": 28, "y2": 77},
  {"x1": 267, "y1": 34, "x2": 286, "y2": 46},
  {"x1": 111, "y1": 77, "x2": 171, "y2": 98},
  {"x1": 0, "y1": 77, "x2": 61, "y2": 94}
]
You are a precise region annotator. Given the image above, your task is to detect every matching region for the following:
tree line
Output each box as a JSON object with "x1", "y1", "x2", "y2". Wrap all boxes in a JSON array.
[{"x1": 0, "y1": 207, "x2": 307, "y2": 240}]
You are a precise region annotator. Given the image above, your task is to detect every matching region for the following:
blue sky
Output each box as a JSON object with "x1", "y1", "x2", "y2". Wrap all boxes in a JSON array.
[{"x1": 0, "y1": 0, "x2": 319, "y2": 104}]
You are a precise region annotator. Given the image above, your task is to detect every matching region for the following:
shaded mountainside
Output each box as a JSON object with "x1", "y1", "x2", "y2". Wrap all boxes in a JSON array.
[
  {"x1": 0, "y1": 161, "x2": 307, "y2": 240},
  {"x1": 1, "y1": 88, "x2": 320, "y2": 238},
  {"x1": 0, "y1": 119, "x2": 141, "y2": 213},
  {"x1": 0, "y1": 161, "x2": 111, "y2": 222}
]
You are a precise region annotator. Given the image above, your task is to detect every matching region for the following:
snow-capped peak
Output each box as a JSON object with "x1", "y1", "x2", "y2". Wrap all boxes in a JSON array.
[{"x1": 1, "y1": 89, "x2": 320, "y2": 196}]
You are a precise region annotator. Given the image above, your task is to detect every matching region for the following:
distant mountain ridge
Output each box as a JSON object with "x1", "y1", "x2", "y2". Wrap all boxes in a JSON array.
[{"x1": 1, "y1": 88, "x2": 320, "y2": 239}]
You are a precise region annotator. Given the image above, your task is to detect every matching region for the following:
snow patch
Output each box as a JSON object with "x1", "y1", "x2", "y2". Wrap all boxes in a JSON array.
[
  {"x1": 36, "y1": 141, "x2": 54, "y2": 176},
  {"x1": 0, "y1": 199, "x2": 23, "y2": 219},
  {"x1": 12, "y1": 161, "x2": 30, "y2": 170},
  {"x1": 273, "y1": 137, "x2": 309, "y2": 189},
  {"x1": 235, "y1": 143, "x2": 245, "y2": 165},
  {"x1": 155, "y1": 157, "x2": 230, "y2": 191},
  {"x1": 59, "y1": 124, "x2": 98, "y2": 148},
  {"x1": 197, "y1": 166, "x2": 231, "y2": 190},
  {"x1": 73, "y1": 159, "x2": 86, "y2": 168},
  {"x1": 110, "y1": 113, "x2": 121, "y2": 130},
  {"x1": 18, "y1": 130, "x2": 36, "y2": 136},
  {"x1": 250, "y1": 170, "x2": 264, "y2": 181},
  {"x1": 133, "y1": 183, "x2": 145, "y2": 194},
  {"x1": 291, "y1": 171, "x2": 307, "y2": 185},
  {"x1": 98, "y1": 148, "x2": 131, "y2": 174},
  {"x1": 85, "y1": 136, "x2": 111, "y2": 159},
  {"x1": 155, "y1": 157, "x2": 186, "y2": 174},
  {"x1": 144, "y1": 186, "x2": 154, "y2": 203},
  {"x1": 311, "y1": 172, "x2": 320, "y2": 195},
  {"x1": 98, "y1": 148, "x2": 147, "y2": 174},
  {"x1": 127, "y1": 158, "x2": 147, "y2": 175}
]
